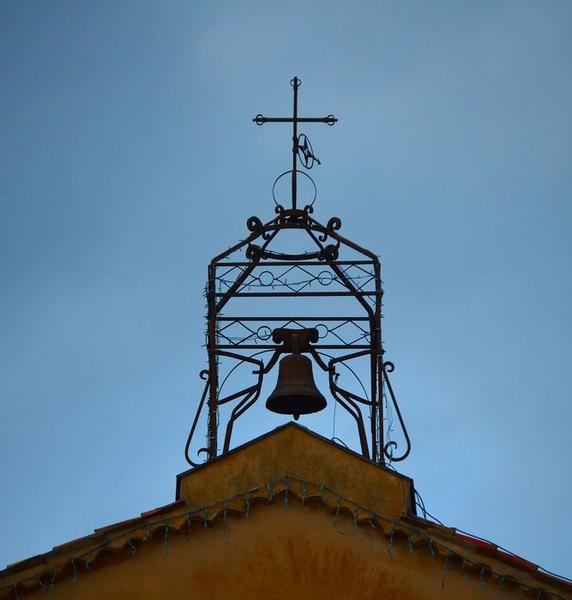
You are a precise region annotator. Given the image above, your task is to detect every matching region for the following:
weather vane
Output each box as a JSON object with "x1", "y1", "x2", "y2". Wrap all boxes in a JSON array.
[
  {"x1": 253, "y1": 76, "x2": 336, "y2": 211},
  {"x1": 184, "y1": 77, "x2": 410, "y2": 468}
]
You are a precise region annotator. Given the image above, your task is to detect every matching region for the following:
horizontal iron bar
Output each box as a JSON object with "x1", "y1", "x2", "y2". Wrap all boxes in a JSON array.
[
  {"x1": 214, "y1": 344, "x2": 372, "y2": 350},
  {"x1": 217, "y1": 260, "x2": 373, "y2": 267},
  {"x1": 217, "y1": 316, "x2": 370, "y2": 321},
  {"x1": 253, "y1": 117, "x2": 338, "y2": 123},
  {"x1": 215, "y1": 291, "x2": 379, "y2": 297}
]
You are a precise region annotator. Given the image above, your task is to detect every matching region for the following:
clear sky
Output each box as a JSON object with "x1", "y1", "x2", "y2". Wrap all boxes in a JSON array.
[{"x1": 1, "y1": 0, "x2": 571, "y2": 579}]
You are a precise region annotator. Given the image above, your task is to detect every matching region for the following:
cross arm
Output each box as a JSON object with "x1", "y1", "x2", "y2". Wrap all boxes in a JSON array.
[{"x1": 253, "y1": 114, "x2": 337, "y2": 126}]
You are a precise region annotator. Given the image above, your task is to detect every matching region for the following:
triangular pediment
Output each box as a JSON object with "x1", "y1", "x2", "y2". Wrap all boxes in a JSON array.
[
  {"x1": 2, "y1": 424, "x2": 570, "y2": 599},
  {"x1": 176, "y1": 423, "x2": 415, "y2": 520}
]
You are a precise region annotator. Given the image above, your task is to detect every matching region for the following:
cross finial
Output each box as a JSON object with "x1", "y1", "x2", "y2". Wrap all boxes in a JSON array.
[{"x1": 253, "y1": 77, "x2": 337, "y2": 211}]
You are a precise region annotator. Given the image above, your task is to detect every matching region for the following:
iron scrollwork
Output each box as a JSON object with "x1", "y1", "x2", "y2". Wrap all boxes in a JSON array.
[
  {"x1": 184, "y1": 370, "x2": 210, "y2": 467},
  {"x1": 382, "y1": 362, "x2": 411, "y2": 463},
  {"x1": 184, "y1": 206, "x2": 411, "y2": 467},
  {"x1": 184, "y1": 77, "x2": 410, "y2": 467}
]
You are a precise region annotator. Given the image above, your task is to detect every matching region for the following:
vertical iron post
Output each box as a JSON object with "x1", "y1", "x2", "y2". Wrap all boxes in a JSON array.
[
  {"x1": 374, "y1": 259, "x2": 383, "y2": 465},
  {"x1": 207, "y1": 262, "x2": 218, "y2": 459},
  {"x1": 291, "y1": 77, "x2": 299, "y2": 210}
]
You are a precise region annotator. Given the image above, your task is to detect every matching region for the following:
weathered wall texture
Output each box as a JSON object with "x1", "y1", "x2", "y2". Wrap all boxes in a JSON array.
[
  {"x1": 2, "y1": 426, "x2": 569, "y2": 599},
  {"x1": 6, "y1": 501, "x2": 541, "y2": 600}
]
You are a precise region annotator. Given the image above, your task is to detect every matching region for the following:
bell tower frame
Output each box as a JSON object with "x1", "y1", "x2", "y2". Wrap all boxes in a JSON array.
[{"x1": 184, "y1": 78, "x2": 410, "y2": 467}]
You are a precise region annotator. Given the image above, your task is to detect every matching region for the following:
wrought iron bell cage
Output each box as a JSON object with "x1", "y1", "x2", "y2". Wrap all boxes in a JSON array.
[{"x1": 184, "y1": 77, "x2": 410, "y2": 467}]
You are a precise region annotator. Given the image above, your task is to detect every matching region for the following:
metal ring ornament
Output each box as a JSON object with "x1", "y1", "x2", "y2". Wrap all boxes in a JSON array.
[
  {"x1": 258, "y1": 271, "x2": 274, "y2": 286},
  {"x1": 297, "y1": 134, "x2": 319, "y2": 169},
  {"x1": 325, "y1": 114, "x2": 336, "y2": 126},
  {"x1": 256, "y1": 326, "x2": 272, "y2": 341},
  {"x1": 254, "y1": 113, "x2": 265, "y2": 126},
  {"x1": 318, "y1": 271, "x2": 334, "y2": 286},
  {"x1": 272, "y1": 169, "x2": 317, "y2": 208},
  {"x1": 290, "y1": 77, "x2": 301, "y2": 88}
]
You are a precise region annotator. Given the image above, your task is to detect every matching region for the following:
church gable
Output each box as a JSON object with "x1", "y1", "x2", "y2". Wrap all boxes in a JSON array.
[{"x1": 1, "y1": 426, "x2": 570, "y2": 599}]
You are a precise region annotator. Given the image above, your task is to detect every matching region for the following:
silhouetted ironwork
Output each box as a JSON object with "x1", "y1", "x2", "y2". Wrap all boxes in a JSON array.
[
  {"x1": 253, "y1": 76, "x2": 336, "y2": 210},
  {"x1": 185, "y1": 77, "x2": 410, "y2": 467}
]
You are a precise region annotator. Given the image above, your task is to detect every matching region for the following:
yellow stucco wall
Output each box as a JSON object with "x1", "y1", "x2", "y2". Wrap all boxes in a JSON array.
[
  {"x1": 5, "y1": 500, "x2": 558, "y2": 600},
  {"x1": 2, "y1": 425, "x2": 569, "y2": 599},
  {"x1": 177, "y1": 424, "x2": 414, "y2": 519}
]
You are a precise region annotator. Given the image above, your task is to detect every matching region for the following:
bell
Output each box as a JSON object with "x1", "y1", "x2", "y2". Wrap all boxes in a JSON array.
[{"x1": 266, "y1": 353, "x2": 327, "y2": 420}]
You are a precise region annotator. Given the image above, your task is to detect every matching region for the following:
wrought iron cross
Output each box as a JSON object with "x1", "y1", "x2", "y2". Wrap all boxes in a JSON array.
[{"x1": 253, "y1": 76, "x2": 337, "y2": 210}]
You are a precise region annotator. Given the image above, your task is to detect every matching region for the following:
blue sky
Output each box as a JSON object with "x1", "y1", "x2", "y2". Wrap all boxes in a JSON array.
[{"x1": 1, "y1": 0, "x2": 571, "y2": 579}]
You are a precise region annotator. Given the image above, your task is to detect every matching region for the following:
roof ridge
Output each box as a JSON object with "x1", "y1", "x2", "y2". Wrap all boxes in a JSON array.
[{"x1": 2, "y1": 476, "x2": 570, "y2": 599}]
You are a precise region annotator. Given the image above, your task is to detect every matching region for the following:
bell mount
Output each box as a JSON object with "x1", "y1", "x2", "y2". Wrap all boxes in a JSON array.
[{"x1": 184, "y1": 77, "x2": 410, "y2": 467}]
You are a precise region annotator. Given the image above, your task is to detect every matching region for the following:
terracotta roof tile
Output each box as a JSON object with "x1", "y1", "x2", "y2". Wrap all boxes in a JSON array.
[
  {"x1": 140, "y1": 499, "x2": 185, "y2": 519},
  {"x1": 92, "y1": 500, "x2": 186, "y2": 536},
  {"x1": 6, "y1": 554, "x2": 46, "y2": 573},
  {"x1": 454, "y1": 532, "x2": 498, "y2": 552},
  {"x1": 52, "y1": 534, "x2": 98, "y2": 552},
  {"x1": 94, "y1": 516, "x2": 145, "y2": 535},
  {"x1": 495, "y1": 549, "x2": 538, "y2": 572},
  {"x1": 402, "y1": 516, "x2": 547, "y2": 579}
]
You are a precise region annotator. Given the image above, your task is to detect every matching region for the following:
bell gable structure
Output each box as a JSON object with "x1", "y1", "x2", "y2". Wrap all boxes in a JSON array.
[
  {"x1": 1, "y1": 424, "x2": 571, "y2": 598},
  {"x1": 2, "y1": 78, "x2": 570, "y2": 599}
]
